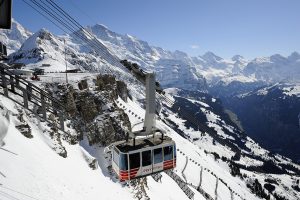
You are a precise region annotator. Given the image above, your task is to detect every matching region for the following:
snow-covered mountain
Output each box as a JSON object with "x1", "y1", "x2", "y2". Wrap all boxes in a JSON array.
[
  {"x1": 9, "y1": 28, "x2": 103, "y2": 72},
  {"x1": 5, "y1": 20, "x2": 300, "y2": 91},
  {"x1": 77, "y1": 24, "x2": 209, "y2": 91},
  {"x1": 79, "y1": 25, "x2": 300, "y2": 87},
  {"x1": 1, "y1": 19, "x2": 300, "y2": 200},
  {"x1": 0, "y1": 19, "x2": 32, "y2": 54},
  {"x1": 243, "y1": 53, "x2": 300, "y2": 83}
]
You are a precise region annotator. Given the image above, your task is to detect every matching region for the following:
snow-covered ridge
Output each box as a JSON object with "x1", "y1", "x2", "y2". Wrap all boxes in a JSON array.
[
  {"x1": 237, "y1": 82, "x2": 300, "y2": 98},
  {"x1": 0, "y1": 19, "x2": 32, "y2": 54}
]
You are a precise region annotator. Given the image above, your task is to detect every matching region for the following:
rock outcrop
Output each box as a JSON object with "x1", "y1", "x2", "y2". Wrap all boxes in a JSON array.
[{"x1": 45, "y1": 74, "x2": 131, "y2": 146}]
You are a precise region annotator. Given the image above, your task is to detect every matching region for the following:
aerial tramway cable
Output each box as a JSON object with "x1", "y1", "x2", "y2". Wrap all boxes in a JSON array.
[{"x1": 22, "y1": 0, "x2": 205, "y2": 134}]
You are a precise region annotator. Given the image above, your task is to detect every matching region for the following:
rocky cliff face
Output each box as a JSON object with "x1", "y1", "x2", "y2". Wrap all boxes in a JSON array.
[
  {"x1": 45, "y1": 74, "x2": 131, "y2": 146},
  {"x1": 155, "y1": 58, "x2": 207, "y2": 91}
]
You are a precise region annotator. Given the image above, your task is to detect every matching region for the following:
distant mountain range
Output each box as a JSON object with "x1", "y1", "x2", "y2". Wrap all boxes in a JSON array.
[{"x1": 3, "y1": 19, "x2": 300, "y2": 91}]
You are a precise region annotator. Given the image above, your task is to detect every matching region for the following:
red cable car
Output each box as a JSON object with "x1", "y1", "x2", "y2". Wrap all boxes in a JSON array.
[{"x1": 111, "y1": 134, "x2": 176, "y2": 181}]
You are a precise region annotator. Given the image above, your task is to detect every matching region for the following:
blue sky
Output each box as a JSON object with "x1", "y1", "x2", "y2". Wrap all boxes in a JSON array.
[{"x1": 13, "y1": 0, "x2": 300, "y2": 59}]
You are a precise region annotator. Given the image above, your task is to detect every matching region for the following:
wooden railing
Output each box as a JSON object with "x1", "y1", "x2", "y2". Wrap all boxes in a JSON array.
[{"x1": 0, "y1": 63, "x2": 66, "y2": 131}]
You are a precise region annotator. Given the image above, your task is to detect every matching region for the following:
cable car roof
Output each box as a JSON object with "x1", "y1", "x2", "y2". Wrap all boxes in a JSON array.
[{"x1": 115, "y1": 135, "x2": 174, "y2": 153}]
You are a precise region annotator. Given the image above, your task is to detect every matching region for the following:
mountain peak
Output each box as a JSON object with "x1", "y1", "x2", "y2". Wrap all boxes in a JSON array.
[
  {"x1": 11, "y1": 18, "x2": 32, "y2": 36},
  {"x1": 202, "y1": 51, "x2": 222, "y2": 62},
  {"x1": 37, "y1": 28, "x2": 50, "y2": 34},
  {"x1": 0, "y1": 18, "x2": 32, "y2": 54},
  {"x1": 231, "y1": 55, "x2": 244, "y2": 61},
  {"x1": 252, "y1": 56, "x2": 271, "y2": 64},
  {"x1": 270, "y1": 54, "x2": 287, "y2": 63},
  {"x1": 18, "y1": 28, "x2": 57, "y2": 52},
  {"x1": 125, "y1": 33, "x2": 137, "y2": 40},
  {"x1": 92, "y1": 23, "x2": 109, "y2": 30},
  {"x1": 288, "y1": 51, "x2": 300, "y2": 61},
  {"x1": 34, "y1": 28, "x2": 56, "y2": 41},
  {"x1": 173, "y1": 50, "x2": 189, "y2": 58}
]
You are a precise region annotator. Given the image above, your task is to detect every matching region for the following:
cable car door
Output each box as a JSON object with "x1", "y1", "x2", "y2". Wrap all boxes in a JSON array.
[
  {"x1": 141, "y1": 150, "x2": 152, "y2": 176},
  {"x1": 153, "y1": 148, "x2": 163, "y2": 173}
]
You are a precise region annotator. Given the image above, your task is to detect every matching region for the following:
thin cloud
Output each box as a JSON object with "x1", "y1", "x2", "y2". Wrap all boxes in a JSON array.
[{"x1": 190, "y1": 44, "x2": 200, "y2": 49}]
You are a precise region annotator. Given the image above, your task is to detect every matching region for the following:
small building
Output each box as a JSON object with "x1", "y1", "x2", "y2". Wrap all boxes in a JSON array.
[
  {"x1": 41, "y1": 64, "x2": 51, "y2": 67},
  {"x1": 66, "y1": 69, "x2": 80, "y2": 73}
]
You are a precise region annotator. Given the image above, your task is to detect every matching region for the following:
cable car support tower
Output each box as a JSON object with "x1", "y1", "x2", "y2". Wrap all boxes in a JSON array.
[{"x1": 106, "y1": 70, "x2": 176, "y2": 182}]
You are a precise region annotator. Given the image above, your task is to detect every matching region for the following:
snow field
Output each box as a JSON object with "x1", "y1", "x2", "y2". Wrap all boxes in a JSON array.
[
  {"x1": 0, "y1": 94, "x2": 196, "y2": 200},
  {"x1": 0, "y1": 97, "x2": 134, "y2": 200},
  {"x1": 200, "y1": 107, "x2": 235, "y2": 140},
  {"x1": 146, "y1": 174, "x2": 194, "y2": 200}
]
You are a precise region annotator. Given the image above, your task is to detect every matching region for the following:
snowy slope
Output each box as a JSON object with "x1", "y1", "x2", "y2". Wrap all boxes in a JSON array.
[
  {"x1": 159, "y1": 89, "x2": 300, "y2": 200},
  {"x1": 2, "y1": 70, "x2": 299, "y2": 200},
  {"x1": 0, "y1": 93, "x2": 193, "y2": 200}
]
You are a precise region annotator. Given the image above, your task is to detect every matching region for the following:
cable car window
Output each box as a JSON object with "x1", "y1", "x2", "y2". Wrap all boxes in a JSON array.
[
  {"x1": 163, "y1": 146, "x2": 173, "y2": 161},
  {"x1": 142, "y1": 150, "x2": 152, "y2": 166},
  {"x1": 129, "y1": 153, "x2": 140, "y2": 169},
  {"x1": 113, "y1": 149, "x2": 119, "y2": 165},
  {"x1": 119, "y1": 153, "x2": 128, "y2": 170},
  {"x1": 154, "y1": 148, "x2": 163, "y2": 164}
]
